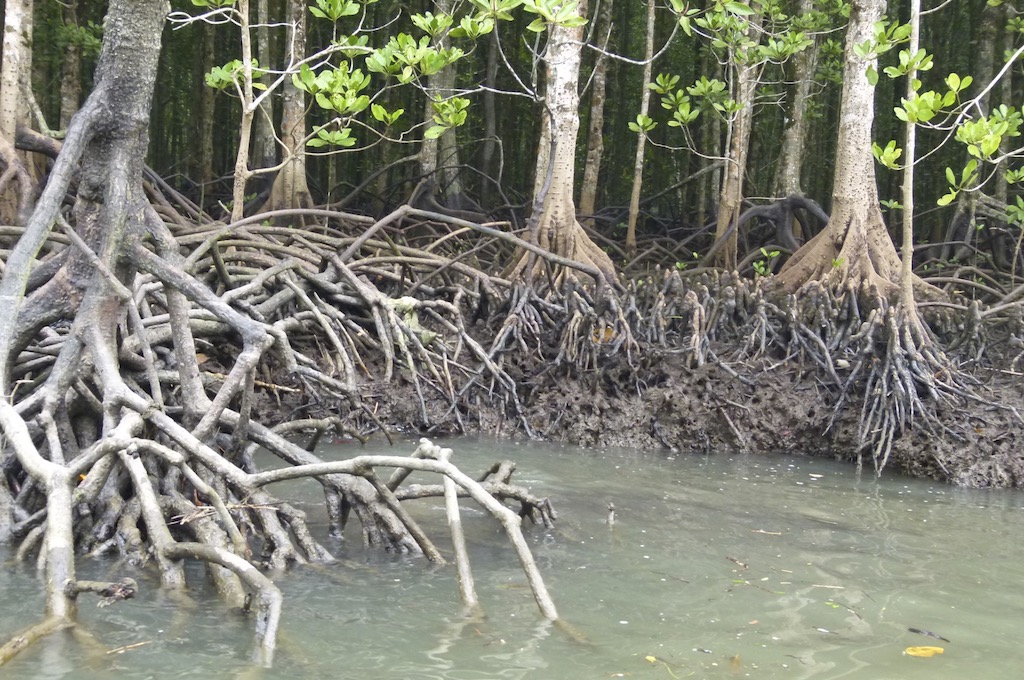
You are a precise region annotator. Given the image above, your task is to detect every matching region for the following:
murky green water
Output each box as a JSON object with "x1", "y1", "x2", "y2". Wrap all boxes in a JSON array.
[{"x1": 3, "y1": 438, "x2": 1023, "y2": 679}]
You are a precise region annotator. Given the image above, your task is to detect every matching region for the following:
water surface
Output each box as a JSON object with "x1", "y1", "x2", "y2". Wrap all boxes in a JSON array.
[{"x1": 2, "y1": 438, "x2": 1022, "y2": 679}]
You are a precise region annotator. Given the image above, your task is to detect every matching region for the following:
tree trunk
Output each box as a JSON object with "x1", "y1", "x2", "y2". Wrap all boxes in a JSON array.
[
  {"x1": 899, "y1": 0, "x2": 920, "y2": 312},
  {"x1": 230, "y1": 0, "x2": 256, "y2": 221},
  {"x1": 58, "y1": 0, "x2": 83, "y2": 130},
  {"x1": 994, "y1": 1, "x2": 1013, "y2": 206},
  {"x1": 578, "y1": 0, "x2": 613, "y2": 225},
  {"x1": 263, "y1": 0, "x2": 314, "y2": 216},
  {"x1": 196, "y1": 20, "x2": 217, "y2": 193},
  {"x1": 625, "y1": 0, "x2": 655, "y2": 261},
  {"x1": 419, "y1": 0, "x2": 463, "y2": 200},
  {"x1": 0, "y1": 0, "x2": 169, "y2": 620},
  {"x1": 252, "y1": 0, "x2": 277, "y2": 172},
  {"x1": 773, "y1": 0, "x2": 816, "y2": 202},
  {"x1": 708, "y1": 19, "x2": 762, "y2": 271},
  {"x1": 507, "y1": 9, "x2": 616, "y2": 286},
  {"x1": 0, "y1": 0, "x2": 33, "y2": 223},
  {"x1": 777, "y1": 0, "x2": 907, "y2": 297},
  {"x1": 479, "y1": 31, "x2": 500, "y2": 202},
  {"x1": 945, "y1": 0, "x2": 1000, "y2": 253}
]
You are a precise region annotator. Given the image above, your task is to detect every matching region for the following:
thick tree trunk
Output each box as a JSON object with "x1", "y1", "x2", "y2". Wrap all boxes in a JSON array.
[
  {"x1": 0, "y1": 0, "x2": 169, "y2": 620},
  {"x1": 508, "y1": 10, "x2": 616, "y2": 286},
  {"x1": 777, "y1": 0, "x2": 907, "y2": 297},
  {"x1": 0, "y1": 0, "x2": 33, "y2": 223}
]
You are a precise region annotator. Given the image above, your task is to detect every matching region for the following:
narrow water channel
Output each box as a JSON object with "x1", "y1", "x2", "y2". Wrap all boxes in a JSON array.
[{"x1": 3, "y1": 437, "x2": 1023, "y2": 679}]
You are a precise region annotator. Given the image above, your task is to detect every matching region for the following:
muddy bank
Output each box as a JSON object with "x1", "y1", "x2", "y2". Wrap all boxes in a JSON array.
[{"x1": 361, "y1": 347, "x2": 1024, "y2": 489}]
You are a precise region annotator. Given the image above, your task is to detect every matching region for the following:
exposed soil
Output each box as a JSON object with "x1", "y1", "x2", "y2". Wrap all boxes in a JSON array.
[{"x1": 359, "y1": 339, "x2": 1024, "y2": 489}]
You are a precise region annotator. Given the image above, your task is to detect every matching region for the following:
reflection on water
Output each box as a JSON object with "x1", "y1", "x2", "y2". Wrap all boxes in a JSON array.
[{"x1": 3, "y1": 438, "x2": 1024, "y2": 679}]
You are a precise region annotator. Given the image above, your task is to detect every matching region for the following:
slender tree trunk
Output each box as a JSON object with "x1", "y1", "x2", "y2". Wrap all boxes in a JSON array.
[
  {"x1": 197, "y1": 20, "x2": 217, "y2": 194},
  {"x1": 479, "y1": 31, "x2": 500, "y2": 201},
  {"x1": 58, "y1": 0, "x2": 83, "y2": 130},
  {"x1": 264, "y1": 0, "x2": 313, "y2": 215},
  {"x1": 578, "y1": 0, "x2": 613, "y2": 225},
  {"x1": 709, "y1": 18, "x2": 762, "y2": 271},
  {"x1": 899, "y1": 0, "x2": 920, "y2": 311},
  {"x1": 419, "y1": 0, "x2": 462, "y2": 200},
  {"x1": 945, "y1": 0, "x2": 1000, "y2": 252},
  {"x1": 230, "y1": 0, "x2": 256, "y2": 222},
  {"x1": 625, "y1": 0, "x2": 655, "y2": 260},
  {"x1": 773, "y1": 0, "x2": 816, "y2": 201},
  {"x1": 252, "y1": 0, "x2": 277, "y2": 172},
  {"x1": 994, "y1": 2, "x2": 1013, "y2": 206},
  {"x1": 696, "y1": 51, "x2": 721, "y2": 232}
]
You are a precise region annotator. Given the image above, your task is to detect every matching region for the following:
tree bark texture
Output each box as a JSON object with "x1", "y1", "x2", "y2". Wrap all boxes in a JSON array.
[
  {"x1": 777, "y1": 0, "x2": 907, "y2": 297},
  {"x1": 509, "y1": 9, "x2": 616, "y2": 286},
  {"x1": 252, "y1": 0, "x2": 278, "y2": 172},
  {"x1": 0, "y1": 0, "x2": 33, "y2": 223},
  {"x1": 419, "y1": 0, "x2": 463, "y2": 199},
  {"x1": 709, "y1": 18, "x2": 762, "y2": 271},
  {"x1": 58, "y1": 0, "x2": 83, "y2": 130},
  {"x1": 773, "y1": 0, "x2": 816, "y2": 201},
  {"x1": 578, "y1": 0, "x2": 612, "y2": 225},
  {"x1": 0, "y1": 0, "x2": 169, "y2": 621},
  {"x1": 265, "y1": 0, "x2": 314, "y2": 215},
  {"x1": 625, "y1": 0, "x2": 655, "y2": 261}
]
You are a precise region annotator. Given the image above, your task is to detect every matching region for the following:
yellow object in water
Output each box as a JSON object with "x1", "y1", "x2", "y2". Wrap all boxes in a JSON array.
[{"x1": 904, "y1": 646, "x2": 945, "y2": 657}]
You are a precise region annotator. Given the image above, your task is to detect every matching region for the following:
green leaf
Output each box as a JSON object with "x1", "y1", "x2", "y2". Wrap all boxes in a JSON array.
[
  {"x1": 945, "y1": 166, "x2": 956, "y2": 185},
  {"x1": 891, "y1": 22, "x2": 912, "y2": 42},
  {"x1": 866, "y1": 66, "x2": 878, "y2": 86},
  {"x1": 526, "y1": 17, "x2": 547, "y2": 32},
  {"x1": 724, "y1": 1, "x2": 755, "y2": 15},
  {"x1": 424, "y1": 125, "x2": 448, "y2": 139},
  {"x1": 962, "y1": 159, "x2": 978, "y2": 184},
  {"x1": 937, "y1": 191, "x2": 957, "y2": 206},
  {"x1": 299, "y1": 63, "x2": 317, "y2": 92}
]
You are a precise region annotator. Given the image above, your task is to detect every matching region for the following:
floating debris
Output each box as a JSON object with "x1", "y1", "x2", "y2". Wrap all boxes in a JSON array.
[{"x1": 908, "y1": 627, "x2": 950, "y2": 643}]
